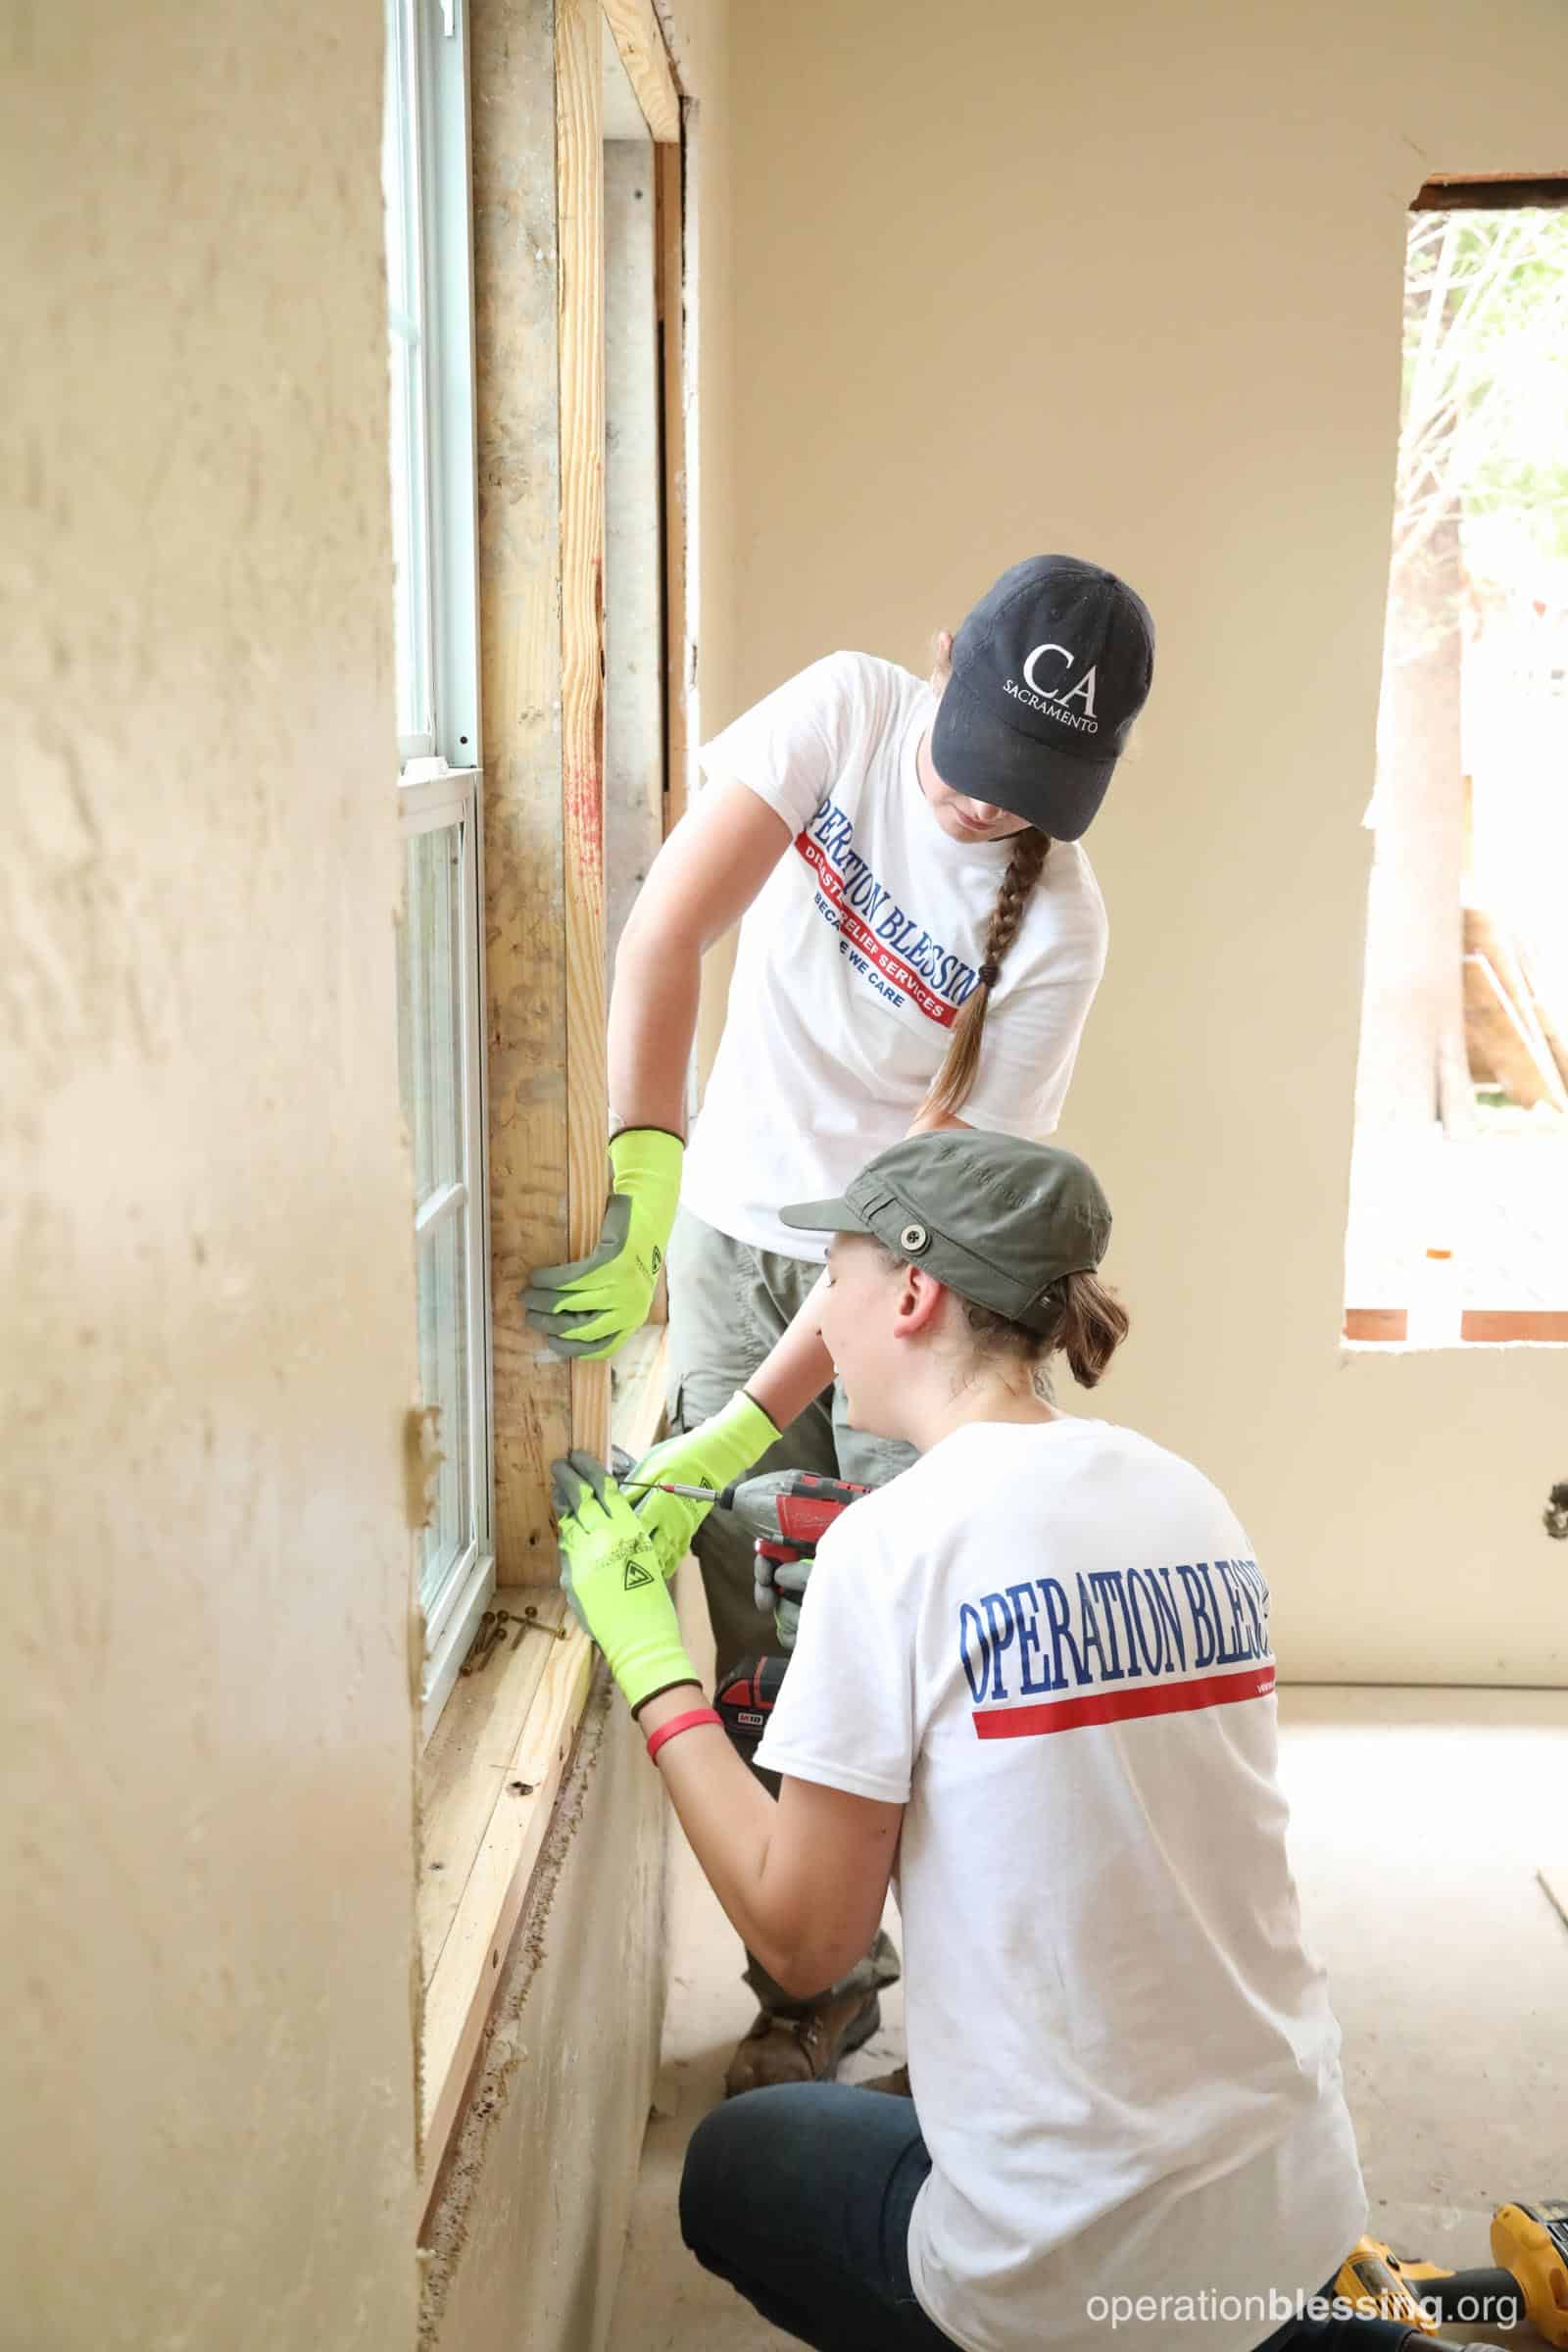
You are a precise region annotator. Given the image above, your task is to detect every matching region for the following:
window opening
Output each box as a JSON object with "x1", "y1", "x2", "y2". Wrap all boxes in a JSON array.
[
  {"x1": 1346, "y1": 182, "x2": 1568, "y2": 1345},
  {"x1": 382, "y1": 0, "x2": 494, "y2": 1726}
]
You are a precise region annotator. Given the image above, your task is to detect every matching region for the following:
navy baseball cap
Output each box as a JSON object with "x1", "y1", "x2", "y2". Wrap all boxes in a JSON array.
[{"x1": 930, "y1": 555, "x2": 1155, "y2": 839}]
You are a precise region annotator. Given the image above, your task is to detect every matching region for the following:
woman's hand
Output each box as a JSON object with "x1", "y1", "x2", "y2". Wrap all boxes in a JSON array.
[
  {"x1": 623, "y1": 1391, "x2": 782, "y2": 1577},
  {"x1": 550, "y1": 1450, "x2": 700, "y2": 1711},
  {"x1": 524, "y1": 1128, "x2": 682, "y2": 1361},
  {"x1": 754, "y1": 1548, "x2": 812, "y2": 1650}
]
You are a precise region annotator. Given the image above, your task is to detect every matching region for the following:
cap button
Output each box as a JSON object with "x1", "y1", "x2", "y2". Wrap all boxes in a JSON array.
[{"x1": 899, "y1": 1222, "x2": 929, "y2": 1253}]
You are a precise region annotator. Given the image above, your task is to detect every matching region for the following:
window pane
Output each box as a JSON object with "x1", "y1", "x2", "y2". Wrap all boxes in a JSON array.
[
  {"x1": 381, "y1": 0, "x2": 433, "y2": 747},
  {"x1": 400, "y1": 823, "x2": 464, "y2": 1200},
  {"x1": 417, "y1": 1207, "x2": 471, "y2": 1614}
]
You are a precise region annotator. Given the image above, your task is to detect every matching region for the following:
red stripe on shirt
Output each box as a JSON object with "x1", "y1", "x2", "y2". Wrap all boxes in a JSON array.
[
  {"x1": 795, "y1": 833, "x2": 960, "y2": 1029},
  {"x1": 972, "y1": 1663, "x2": 1276, "y2": 1740}
]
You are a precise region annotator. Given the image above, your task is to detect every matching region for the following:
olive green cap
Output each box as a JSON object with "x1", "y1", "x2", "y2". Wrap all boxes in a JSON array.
[{"x1": 781, "y1": 1130, "x2": 1111, "y2": 1333}]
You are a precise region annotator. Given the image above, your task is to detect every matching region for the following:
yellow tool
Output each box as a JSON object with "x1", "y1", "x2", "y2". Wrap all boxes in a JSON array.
[
  {"x1": 1494, "y1": 2203, "x2": 1568, "y2": 2349},
  {"x1": 1333, "y1": 2238, "x2": 1440, "y2": 2333},
  {"x1": 1338, "y1": 2202, "x2": 1568, "y2": 2348}
]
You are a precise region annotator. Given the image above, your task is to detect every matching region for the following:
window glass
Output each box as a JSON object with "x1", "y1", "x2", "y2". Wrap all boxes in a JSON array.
[
  {"x1": 381, "y1": 0, "x2": 434, "y2": 751},
  {"x1": 402, "y1": 824, "x2": 463, "y2": 1200},
  {"x1": 417, "y1": 1207, "x2": 471, "y2": 1616}
]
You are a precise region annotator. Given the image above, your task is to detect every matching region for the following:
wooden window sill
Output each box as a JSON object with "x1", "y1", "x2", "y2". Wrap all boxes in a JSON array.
[{"x1": 417, "y1": 1324, "x2": 668, "y2": 2186}]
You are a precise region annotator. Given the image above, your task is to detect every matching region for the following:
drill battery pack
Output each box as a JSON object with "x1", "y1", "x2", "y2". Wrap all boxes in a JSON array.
[{"x1": 713, "y1": 1653, "x2": 791, "y2": 1762}]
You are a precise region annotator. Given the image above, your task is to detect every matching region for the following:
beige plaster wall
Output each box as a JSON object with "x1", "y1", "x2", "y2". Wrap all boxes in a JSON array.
[
  {"x1": 1, "y1": 6, "x2": 421, "y2": 2346},
  {"x1": 721, "y1": 0, "x2": 1568, "y2": 1682}
]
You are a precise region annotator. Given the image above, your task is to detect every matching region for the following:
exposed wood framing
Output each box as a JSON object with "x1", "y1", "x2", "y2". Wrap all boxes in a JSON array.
[
  {"x1": 472, "y1": 0, "x2": 570, "y2": 1580},
  {"x1": 1414, "y1": 174, "x2": 1568, "y2": 212},
  {"x1": 1463, "y1": 953, "x2": 1567, "y2": 1109},
  {"x1": 1462, "y1": 906, "x2": 1568, "y2": 1111},
  {"x1": 419, "y1": 1604, "x2": 570, "y2": 1989},
  {"x1": 602, "y1": 0, "x2": 681, "y2": 142},
  {"x1": 420, "y1": 1326, "x2": 668, "y2": 2191},
  {"x1": 604, "y1": 134, "x2": 666, "y2": 967},
  {"x1": 657, "y1": 135, "x2": 689, "y2": 832},
  {"x1": 421, "y1": 1589, "x2": 595, "y2": 2180},
  {"x1": 430, "y1": 0, "x2": 691, "y2": 2222},
  {"x1": 557, "y1": 0, "x2": 612, "y2": 1471}
]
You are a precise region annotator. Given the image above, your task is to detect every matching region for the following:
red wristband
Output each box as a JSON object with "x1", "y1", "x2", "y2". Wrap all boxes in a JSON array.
[{"x1": 646, "y1": 1705, "x2": 721, "y2": 1764}]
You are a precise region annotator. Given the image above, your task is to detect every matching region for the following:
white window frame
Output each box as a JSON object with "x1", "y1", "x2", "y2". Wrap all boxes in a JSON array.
[
  {"x1": 385, "y1": 0, "x2": 495, "y2": 1735},
  {"x1": 404, "y1": 772, "x2": 494, "y2": 1737}
]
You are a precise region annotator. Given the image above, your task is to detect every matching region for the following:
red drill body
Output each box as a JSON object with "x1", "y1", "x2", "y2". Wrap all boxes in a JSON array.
[
  {"x1": 725, "y1": 1469, "x2": 872, "y2": 1551},
  {"x1": 618, "y1": 1462, "x2": 871, "y2": 1551}
]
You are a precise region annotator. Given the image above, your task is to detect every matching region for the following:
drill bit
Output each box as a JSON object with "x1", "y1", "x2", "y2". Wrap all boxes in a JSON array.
[{"x1": 618, "y1": 1477, "x2": 721, "y2": 1499}]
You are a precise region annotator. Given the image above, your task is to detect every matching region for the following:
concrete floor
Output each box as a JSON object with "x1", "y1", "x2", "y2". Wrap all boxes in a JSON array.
[{"x1": 607, "y1": 1685, "x2": 1568, "y2": 2352}]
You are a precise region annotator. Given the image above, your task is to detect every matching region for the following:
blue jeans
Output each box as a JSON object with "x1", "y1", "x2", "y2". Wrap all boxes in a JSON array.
[
  {"x1": 680, "y1": 2082, "x2": 1416, "y2": 2352},
  {"x1": 681, "y1": 2083, "x2": 956, "y2": 2350}
]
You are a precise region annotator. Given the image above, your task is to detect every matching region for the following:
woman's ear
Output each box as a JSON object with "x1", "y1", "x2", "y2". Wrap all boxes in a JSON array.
[
  {"x1": 893, "y1": 1265, "x2": 947, "y2": 1339},
  {"x1": 929, "y1": 629, "x2": 954, "y2": 696}
]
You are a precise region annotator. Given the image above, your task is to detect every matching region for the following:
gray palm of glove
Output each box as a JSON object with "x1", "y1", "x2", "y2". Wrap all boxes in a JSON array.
[
  {"x1": 753, "y1": 1547, "x2": 813, "y2": 1652},
  {"x1": 522, "y1": 1197, "x2": 638, "y2": 1360}
]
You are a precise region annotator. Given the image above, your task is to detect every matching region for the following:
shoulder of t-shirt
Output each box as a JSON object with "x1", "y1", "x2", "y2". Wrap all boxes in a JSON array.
[
  {"x1": 880, "y1": 1417, "x2": 1243, "y2": 1525},
  {"x1": 1016, "y1": 839, "x2": 1109, "y2": 972},
  {"x1": 699, "y1": 650, "x2": 922, "y2": 770},
  {"x1": 808, "y1": 1426, "x2": 1035, "y2": 1585},
  {"x1": 808, "y1": 1447, "x2": 951, "y2": 1592},
  {"x1": 1018, "y1": 1417, "x2": 1254, "y2": 1542},
  {"x1": 813, "y1": 649, "x2": 926, "y2": 729}
]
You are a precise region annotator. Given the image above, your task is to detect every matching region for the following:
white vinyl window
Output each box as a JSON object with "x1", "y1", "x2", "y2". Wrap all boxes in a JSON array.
[{"x1": 383, "y1": 0, "x2": 494, "y2": 1732}]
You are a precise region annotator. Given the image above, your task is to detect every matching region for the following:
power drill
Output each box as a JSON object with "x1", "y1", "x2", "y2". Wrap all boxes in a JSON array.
[
  {"x1": 700, "y1": 1471, "x2": 871, "y2": 1758},
  {"x1": 621, "y1": 1464, "x2": 871, "y2": 1546},
  {"x1": 1334, "y1": 2204, "x2": 1568, "y2": 2344}
]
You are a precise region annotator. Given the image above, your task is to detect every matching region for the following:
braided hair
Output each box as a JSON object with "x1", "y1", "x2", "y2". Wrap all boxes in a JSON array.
[{"x1": 919, "y1": 825, "x2": 1052, "y2": 1122}]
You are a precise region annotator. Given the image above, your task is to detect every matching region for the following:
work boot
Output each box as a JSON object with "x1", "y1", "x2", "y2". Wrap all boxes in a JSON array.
[
  {"x1": 861, "y1": 2062, "x2": 911, "y2": 2097},
  {"x1": 722, "y1": 1985, "x2": 883, "y2": 2097}
]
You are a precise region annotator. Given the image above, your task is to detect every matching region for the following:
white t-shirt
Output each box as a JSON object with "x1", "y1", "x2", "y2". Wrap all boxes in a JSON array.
[
  {"x1": 755, "y1": 1417, "x2": 1368, "y2": 2352},
  {"x1": 683, "y1": 652, "x2": 1108, "y2": 1259}
]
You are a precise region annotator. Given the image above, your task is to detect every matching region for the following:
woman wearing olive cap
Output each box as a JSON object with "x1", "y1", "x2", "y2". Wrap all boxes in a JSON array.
[
  {"x1": 551, "y1": 1128, "x2": 1369, "y2": 2352},
  {"x1": 526, "y1": 554, "x2": 1155, "y2": 2091}
]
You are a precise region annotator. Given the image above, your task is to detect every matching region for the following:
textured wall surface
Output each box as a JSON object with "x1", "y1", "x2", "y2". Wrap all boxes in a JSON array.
[
  {"x1": 720, "y1": 0, "x2": 1568, "y2": 1683},
  {"x1": 0, "y1": 6, "x2": 421, "y2": 2346}
]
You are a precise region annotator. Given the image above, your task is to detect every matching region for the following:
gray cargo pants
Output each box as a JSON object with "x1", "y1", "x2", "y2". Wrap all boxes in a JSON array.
[{"x1": 665, "y1": 1205, "x2": 914, "y2": 2017}]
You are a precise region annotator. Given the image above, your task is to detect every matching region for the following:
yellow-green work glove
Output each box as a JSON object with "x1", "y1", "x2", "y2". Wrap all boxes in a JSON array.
[
  {"x1": 550, "y1": 1450, "x2": 698, "y2": 1714},
  {"x1": 624, "y1": 1389, "x2": 781, "y2": 1580},
  {"x1": 523, "y1": 1128, "x2": 683, "y2": 1362}
]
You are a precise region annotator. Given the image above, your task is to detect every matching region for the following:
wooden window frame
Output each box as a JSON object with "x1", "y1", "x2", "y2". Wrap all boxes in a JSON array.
[{"x1": 416, "y1": 0, "x2": 685, "y2": 2196}]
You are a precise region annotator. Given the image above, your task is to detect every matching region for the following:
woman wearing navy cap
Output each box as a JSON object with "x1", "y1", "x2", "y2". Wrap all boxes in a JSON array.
[{"x1": 525, "y1": 555, "x2": 1155, "y2": 2092}]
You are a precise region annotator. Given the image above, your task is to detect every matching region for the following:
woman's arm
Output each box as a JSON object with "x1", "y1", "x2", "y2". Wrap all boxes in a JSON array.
[
  {"x1": 609, "y1": 778, "x2": 792, "y2": 1136},
  {"x1": 638, "y1": 1686, "x2": 902, "y2": 1997}
]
